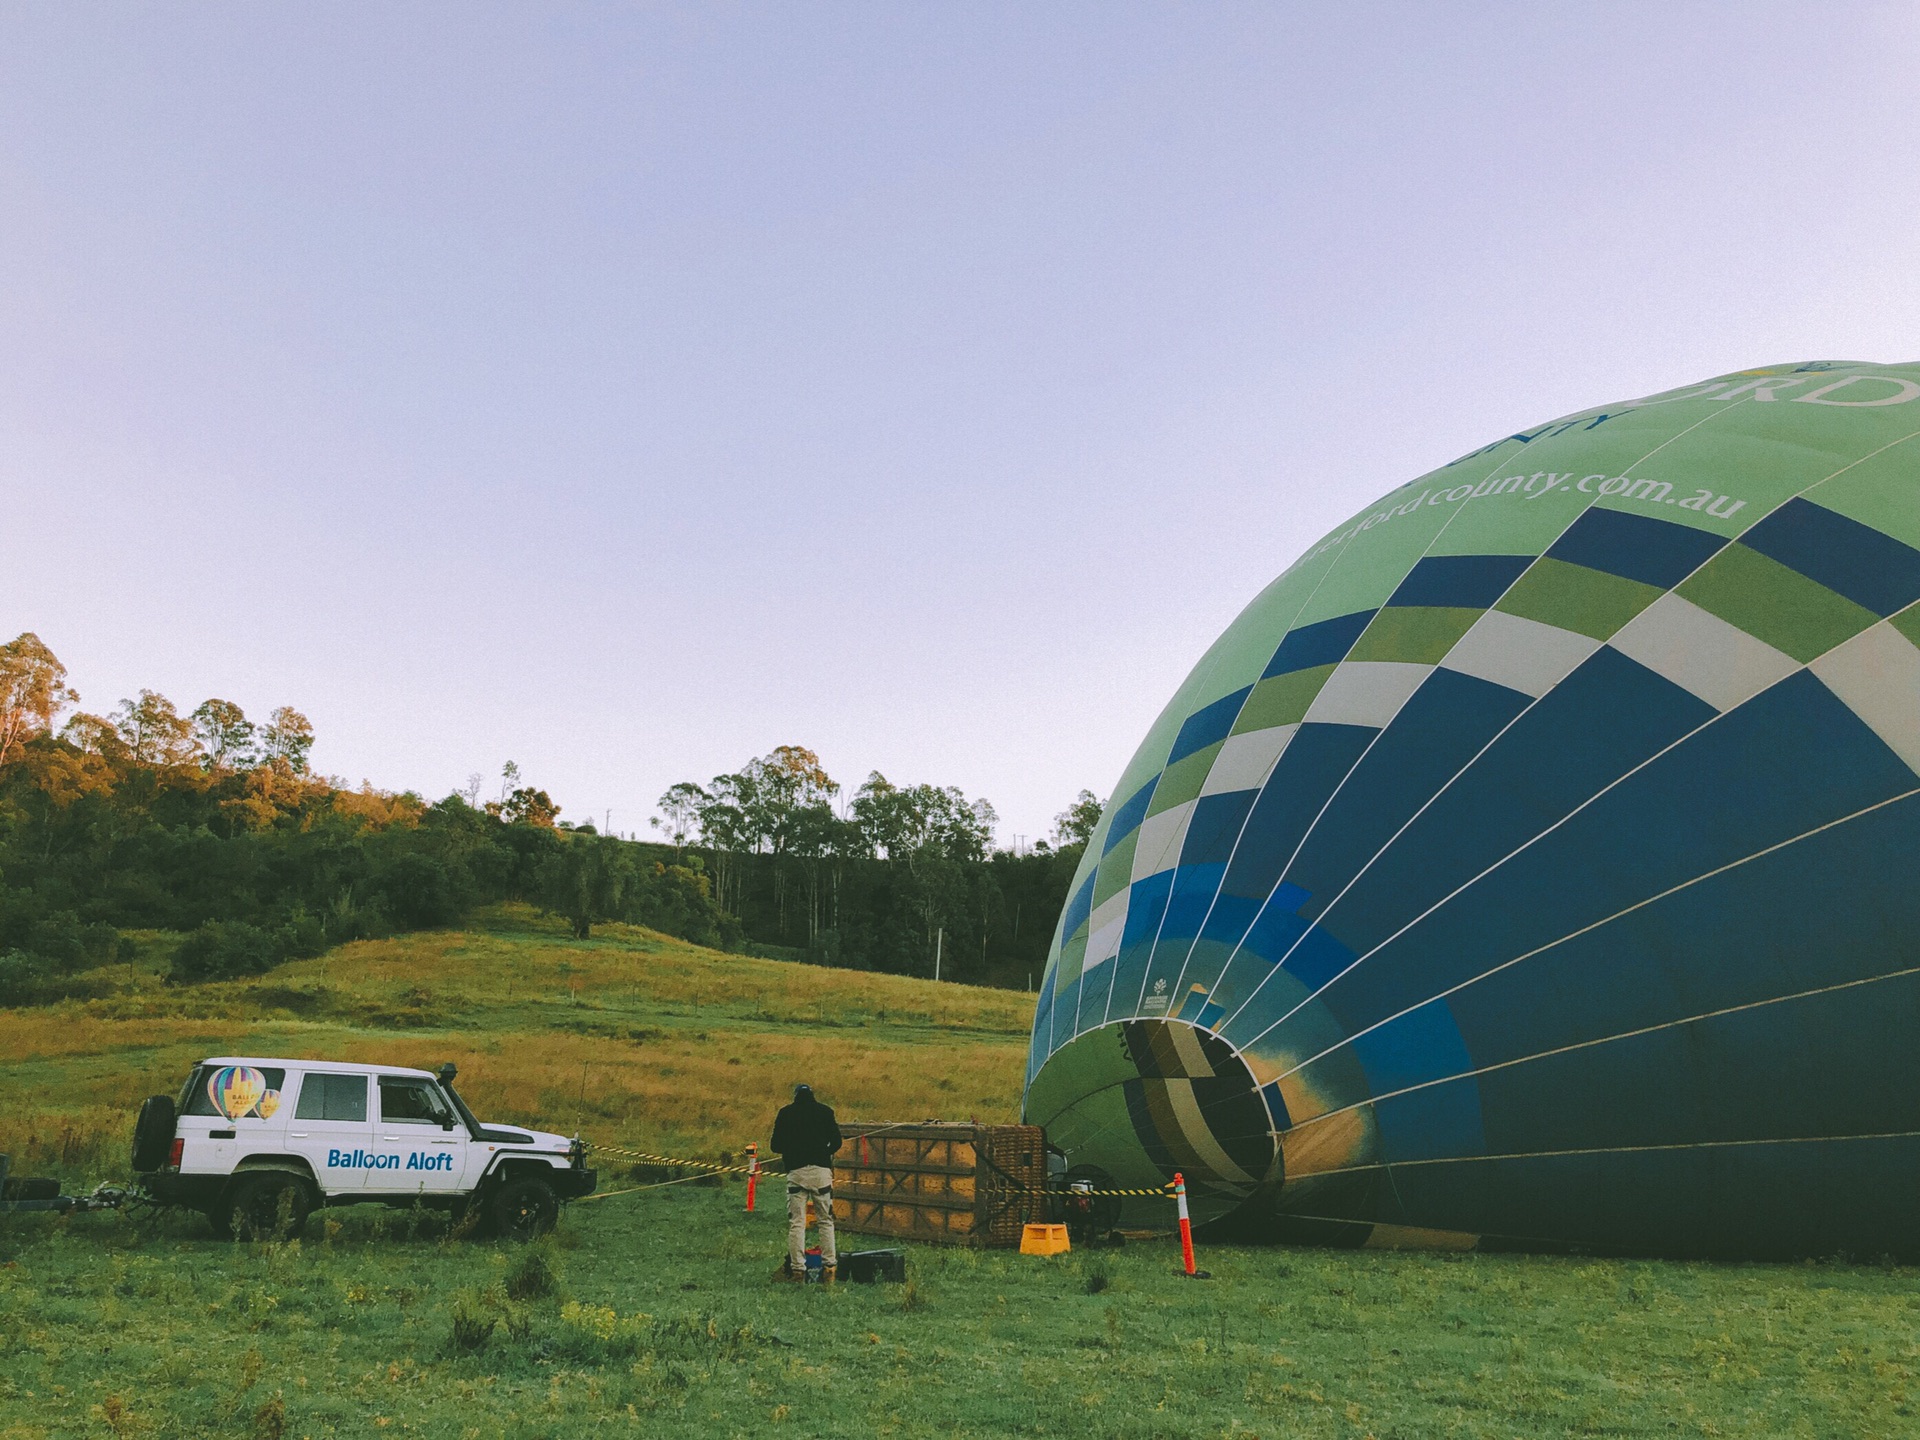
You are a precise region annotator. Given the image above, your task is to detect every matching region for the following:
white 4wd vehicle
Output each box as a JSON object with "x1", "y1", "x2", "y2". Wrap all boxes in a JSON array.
[{"x1": 130, "y1": 1057, "x2": 595, "y2": 1241}]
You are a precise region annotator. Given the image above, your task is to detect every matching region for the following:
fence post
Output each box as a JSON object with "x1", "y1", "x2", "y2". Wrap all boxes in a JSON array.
[{"x1": 744, "y1": 1143, "x2": 759, "y2": 1213}]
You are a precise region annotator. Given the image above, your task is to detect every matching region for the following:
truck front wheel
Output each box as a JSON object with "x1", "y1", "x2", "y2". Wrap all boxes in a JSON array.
[{"x1": 490, "y1": 1177, "x2": 557, "y2": 1242}]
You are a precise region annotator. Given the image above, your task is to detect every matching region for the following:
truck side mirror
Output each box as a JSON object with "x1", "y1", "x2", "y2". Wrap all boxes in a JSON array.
[{"x1": 441, "y1": 1115, "x2": 455, "y2": 1131}]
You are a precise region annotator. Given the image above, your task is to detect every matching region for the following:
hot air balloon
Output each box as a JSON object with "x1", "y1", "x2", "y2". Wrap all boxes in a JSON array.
[
  {"x1": 1024, "y1": 362, "x2": 1920, "y2": 1259},
  {"x1": 209, "y1": 1065, "x2": 267, "y2": 1122}
]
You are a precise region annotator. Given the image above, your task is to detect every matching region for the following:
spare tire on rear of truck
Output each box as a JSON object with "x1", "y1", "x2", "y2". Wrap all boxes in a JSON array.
[{"x1": 131, "y1": 1095, "x2": 177, "y2": 1173}]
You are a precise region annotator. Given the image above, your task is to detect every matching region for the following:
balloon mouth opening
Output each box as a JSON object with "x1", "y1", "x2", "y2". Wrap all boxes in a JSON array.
[{"x1": 1028, "y1": 1017, "x2": 1280, "y2": 1221}]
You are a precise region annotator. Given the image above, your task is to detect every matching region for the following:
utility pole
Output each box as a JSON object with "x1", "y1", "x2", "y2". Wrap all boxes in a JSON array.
[{"x1": 934, "y1": 927, "x2": 943, "y2": 983}]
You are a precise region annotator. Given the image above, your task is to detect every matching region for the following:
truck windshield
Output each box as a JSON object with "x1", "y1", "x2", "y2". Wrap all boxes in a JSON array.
[{"x1": 437, "y1": 1081, "x2": 486, "y2": 1138}]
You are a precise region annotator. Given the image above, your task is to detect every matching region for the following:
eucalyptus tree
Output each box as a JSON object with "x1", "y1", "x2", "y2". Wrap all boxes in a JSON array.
[{"x1": 0, "y1": 632, "x2": 79, "y2": 765}]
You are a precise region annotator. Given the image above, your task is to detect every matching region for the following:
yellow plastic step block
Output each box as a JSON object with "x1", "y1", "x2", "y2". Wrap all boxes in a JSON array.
[{"x1": 1019, "y1": 1223, "x2": 1070, "y2": 1256}]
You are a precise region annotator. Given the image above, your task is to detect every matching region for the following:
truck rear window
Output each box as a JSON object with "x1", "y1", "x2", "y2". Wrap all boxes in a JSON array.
[{"x1": 180, "y1": 1066, "x2": 287, "y2": 1119}]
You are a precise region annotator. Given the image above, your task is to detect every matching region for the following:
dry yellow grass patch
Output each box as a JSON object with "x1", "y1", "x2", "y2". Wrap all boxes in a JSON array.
[
  {"x1": 322, "y1": 1026, "x2": 1023, "y2": 1155},
  {"x1": 324, "y1": 921, "x2": 1034, "y2": 1032}
]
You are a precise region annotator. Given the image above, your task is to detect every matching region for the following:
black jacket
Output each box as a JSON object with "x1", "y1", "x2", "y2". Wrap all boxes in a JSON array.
[{"x1": 771, "y1": 1095, "x2": 842, "y2": 1170}]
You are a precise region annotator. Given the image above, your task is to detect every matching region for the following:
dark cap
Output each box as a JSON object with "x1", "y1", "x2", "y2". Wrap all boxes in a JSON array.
[{"x1": 793, "y1": 1083, "x2": 813, "y2": 1099}]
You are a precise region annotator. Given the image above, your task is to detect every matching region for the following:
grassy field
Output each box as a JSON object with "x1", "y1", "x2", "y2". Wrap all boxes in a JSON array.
[
  {"x1": 4, "y1": 911, "x2": 1919, "y2": 1438},
  {"x1": 2, "y1": 905, "x2": 1032, "y2": 1179}
]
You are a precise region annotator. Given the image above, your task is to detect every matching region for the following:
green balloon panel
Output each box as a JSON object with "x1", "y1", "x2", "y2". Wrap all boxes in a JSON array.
[{"x1": 1023, "y1": 362, "x2": 1920, "y2": 1257}]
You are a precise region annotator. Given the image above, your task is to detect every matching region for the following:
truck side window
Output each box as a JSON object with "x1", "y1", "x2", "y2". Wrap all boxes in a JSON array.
[
  {"x1": 379, "y1": 1077, "x2": 452, "y2": 1125},
  {"x1": 295, "y1": 1073, "x2": 369, "y2": 1123}
]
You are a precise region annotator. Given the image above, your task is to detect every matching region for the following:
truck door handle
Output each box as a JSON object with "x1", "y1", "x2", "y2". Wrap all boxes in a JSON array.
[{"x1": 289, "y1": 1132, "x2": 309, "y2": 1139}]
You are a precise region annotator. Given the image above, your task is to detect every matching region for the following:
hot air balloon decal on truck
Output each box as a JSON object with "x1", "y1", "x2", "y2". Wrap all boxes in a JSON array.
[{"x1": 208, "y1": 1065, "x2": 270, "y2": 1122}]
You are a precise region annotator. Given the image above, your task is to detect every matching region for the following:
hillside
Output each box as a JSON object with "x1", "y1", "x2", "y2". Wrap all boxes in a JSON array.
[{"x1": 1, "y1": 904, "x2": 1034, "y2": 1182}]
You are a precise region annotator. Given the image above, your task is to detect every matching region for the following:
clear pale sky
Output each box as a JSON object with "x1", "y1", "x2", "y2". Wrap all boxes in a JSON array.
[{"x1": 4, "y1": 5, "x2": 1917, "y2": 843}]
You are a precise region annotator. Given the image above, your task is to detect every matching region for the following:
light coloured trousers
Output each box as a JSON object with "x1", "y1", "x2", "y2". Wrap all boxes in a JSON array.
[{"x1": 786, "y1": 1164, "x2": 836, "y2": 1271}]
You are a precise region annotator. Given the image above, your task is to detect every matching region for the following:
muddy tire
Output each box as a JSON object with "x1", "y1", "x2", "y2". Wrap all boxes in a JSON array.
[
  {"x1": 489, "y1": 1177, "x2": 557, "y2": 1243},
  {"x1": 214, "y1": 1172, "x2": 314, "y2": 1241}
]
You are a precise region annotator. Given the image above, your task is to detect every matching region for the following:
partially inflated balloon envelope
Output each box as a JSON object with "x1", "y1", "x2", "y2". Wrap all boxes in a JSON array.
[{"x1": 1023, "y1": 362, "x2": 1920, "y2": 1259}]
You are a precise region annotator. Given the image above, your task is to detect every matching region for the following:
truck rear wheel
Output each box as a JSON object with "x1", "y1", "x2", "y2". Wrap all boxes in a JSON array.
[
  {"x1": 214, "y1": 1172, "x2": 314, "y2": 1241},
  {"x1": 490, "y1": 1177, "x2": 557, "y2": 1242}
]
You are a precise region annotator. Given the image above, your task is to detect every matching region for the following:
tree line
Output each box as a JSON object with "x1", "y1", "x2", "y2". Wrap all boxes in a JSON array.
[
  {"x1": 0, "y1": 633, "x2": 732, "y2": 1001},
  {"x1": 652, "y1": 746, "x2": 1101, "y2": 986},
  {"x1": 0, "y1": 633, "x2": 1101, "y2": 1001}
]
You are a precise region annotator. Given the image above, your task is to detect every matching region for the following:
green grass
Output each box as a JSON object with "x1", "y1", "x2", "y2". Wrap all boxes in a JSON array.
[
  {"x1": 5, "y1": 1195, "x2": 1919, "y2": 1438},
  {"x1": 4, "y1": 909, "x2": 1919, "y2": 1437}
]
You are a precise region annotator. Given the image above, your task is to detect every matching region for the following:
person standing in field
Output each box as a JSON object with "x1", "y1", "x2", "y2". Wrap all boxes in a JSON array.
[{"x1": 771, "y1": 1082, "x2": 841, "y2": 1282}]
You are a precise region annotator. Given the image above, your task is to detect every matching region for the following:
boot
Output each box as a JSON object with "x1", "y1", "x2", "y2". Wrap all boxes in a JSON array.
[
  {"x1": 821, "y1": 1264, "x2": 837, "y2": 1287},
  {"x1": 771, "y1": 1258, "x2": 804, "y2": 1284}
]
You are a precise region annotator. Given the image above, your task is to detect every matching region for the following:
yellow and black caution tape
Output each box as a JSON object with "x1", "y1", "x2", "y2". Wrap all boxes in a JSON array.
[
  {"x1": 584, "y1": 1140, "x2": 1175, "y2": 1199},
  {"x1": 589, "y1": 1142, "x2": 763, "y2": 1176}
]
